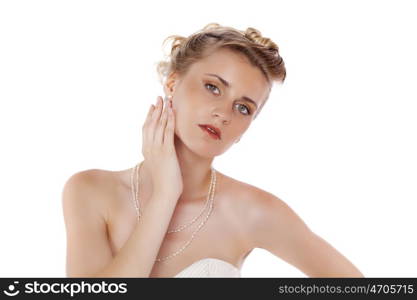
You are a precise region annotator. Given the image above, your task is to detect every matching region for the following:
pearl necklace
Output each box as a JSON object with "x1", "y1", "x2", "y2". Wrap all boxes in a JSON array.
[
  {"x1": 130, "y1": 161, "x2": 216, "y2": 262},
  {"x1": 131, "y1": 162, "x2": 213, "y2": 233}
]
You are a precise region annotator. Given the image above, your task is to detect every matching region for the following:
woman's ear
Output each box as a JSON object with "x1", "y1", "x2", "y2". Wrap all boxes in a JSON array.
[{"x1": 164, "y1": 71, "x2": 178, "y2": 96}]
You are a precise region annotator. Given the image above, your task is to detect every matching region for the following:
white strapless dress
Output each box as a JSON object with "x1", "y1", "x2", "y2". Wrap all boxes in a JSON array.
[{"x1": 174, "y1": 258, "x2": 241, "y2": 278}]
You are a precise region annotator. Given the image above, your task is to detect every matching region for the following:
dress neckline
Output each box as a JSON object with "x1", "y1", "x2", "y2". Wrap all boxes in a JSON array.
[{"x1": 173, "y1": 257, "x2": 240, "y2": 277}]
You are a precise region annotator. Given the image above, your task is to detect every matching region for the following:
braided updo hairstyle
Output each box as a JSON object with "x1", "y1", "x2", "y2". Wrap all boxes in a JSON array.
[{"x1": 156, "y1": 23, "x2": 286, "y2": 118}]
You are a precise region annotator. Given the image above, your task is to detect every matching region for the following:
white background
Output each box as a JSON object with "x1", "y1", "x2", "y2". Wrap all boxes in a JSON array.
[{"x1": 0, "y1": 0, "x2": 416, "y2": 277}]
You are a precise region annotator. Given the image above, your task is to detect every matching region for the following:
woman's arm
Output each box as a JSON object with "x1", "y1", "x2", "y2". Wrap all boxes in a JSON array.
[
  {"x1": 245, "y1": 189, "x2": 364, "y2": 277},
  {"x1": 62, "y1": 170, "x2": 178, "y2": 277}
]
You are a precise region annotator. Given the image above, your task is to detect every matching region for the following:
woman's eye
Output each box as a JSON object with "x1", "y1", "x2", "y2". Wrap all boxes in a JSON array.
[
  {"x1": 205, "y1": 83, "x2": 251, "y2": 116},
  {"x1": 236, "y1": 103, "x2": 251, "y2": 115},
  {"x1": 205, "y1": 83, "x2": 220, "y2": 95}
]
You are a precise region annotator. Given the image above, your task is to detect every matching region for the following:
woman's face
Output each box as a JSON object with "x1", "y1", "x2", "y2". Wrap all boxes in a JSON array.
[{"x1": 165, "y1": 47, "x2": 271, "y2": 158}]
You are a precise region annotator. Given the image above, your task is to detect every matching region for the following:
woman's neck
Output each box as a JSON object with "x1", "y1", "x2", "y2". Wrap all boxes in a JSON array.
[
  {"x1": 140, "y1": 135, "x2": 214, "y2": 204},
  {"x1": 175, "y1": 140, "x2": 214, "y2": 202}
]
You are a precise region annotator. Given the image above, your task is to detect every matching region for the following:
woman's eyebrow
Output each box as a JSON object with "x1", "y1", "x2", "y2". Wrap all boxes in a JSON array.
[{"x1": 204, "y1": 73, "x2": 259, "y2": 109}]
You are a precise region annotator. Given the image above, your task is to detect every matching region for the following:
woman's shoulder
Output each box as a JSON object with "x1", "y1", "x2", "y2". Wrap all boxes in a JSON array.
[
  {"x1": 62, "y1": 168, "x2": 120, "y2": 220},
  {"x1": 217, "y1": 172, "x2": 294, "y2": 252},
  {"x1": 218, "y1": 171, "x2": 287, "y2": 227},
  {"x1": 219, "y1": 171, "x2": 283, "y2": 208},
  {"x1": 223, "y1": 173, "x2": 311, "y2": 252},
  {"x1": 64, "y1": 168, "x2": 116, "y2": 192}
]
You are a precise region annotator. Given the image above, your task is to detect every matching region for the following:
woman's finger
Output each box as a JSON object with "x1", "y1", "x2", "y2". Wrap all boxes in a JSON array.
[
  {"x1": 146, "y1": 103, "x2": 155, "y2": 119},
  {"x1": 155, "y1": 97, "x2": 169, "y2": 144},
  {"x1": 164, "y1": 104, "x2": 175, "y2": 147},
  {"x1": 142, "y1": 103, "x2": 154, "y2": 143},
  {"x1": 149, "y1": 96, "x2": 163, "y2": 142},
  {"x1": 142, "y1": 103, "x2": 154, "y2": 129},
  {"x1": 143, "y1": 96, "x2": 160, "y2": 154}
]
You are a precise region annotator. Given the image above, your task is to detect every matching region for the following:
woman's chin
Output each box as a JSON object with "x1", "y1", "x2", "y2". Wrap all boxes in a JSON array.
[
  {"x1": 176, "y1": 134, "x2": 223, "y2": 158},
  {"x1": 188, "y1": 142, "x2": 219, "y2": 158}
]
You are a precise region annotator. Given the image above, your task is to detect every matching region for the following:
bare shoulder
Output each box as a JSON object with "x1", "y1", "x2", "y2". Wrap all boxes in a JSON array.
[
  {"x1": 219, "y1": 171, "x2": 288, "y2": 216},
  {"x1": 219, "y1": 172, "x2": 309, "y2": 249},
  {"x1": 62, "y1": 168, "x2": 116, "y2": 222}
]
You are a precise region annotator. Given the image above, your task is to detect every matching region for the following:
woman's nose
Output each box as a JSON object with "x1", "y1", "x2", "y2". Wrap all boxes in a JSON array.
[{"x1": 212, "y1": 109, "x2": 231, "y2": 125}]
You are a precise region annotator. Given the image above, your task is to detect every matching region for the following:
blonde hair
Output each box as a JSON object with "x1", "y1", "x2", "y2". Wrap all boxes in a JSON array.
[{"x1": 156, "y1": 23, "x2": 287, "y2": 117}]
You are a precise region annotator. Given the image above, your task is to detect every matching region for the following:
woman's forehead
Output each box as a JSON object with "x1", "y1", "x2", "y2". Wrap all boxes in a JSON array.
[{"x1": 195, "y1": 48, "x2": 255, "y2": 70}]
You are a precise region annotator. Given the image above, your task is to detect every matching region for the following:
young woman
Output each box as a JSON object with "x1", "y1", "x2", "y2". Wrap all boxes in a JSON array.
[{"x1": 62, "y1": 23, "x2": 364, "y2": 278}]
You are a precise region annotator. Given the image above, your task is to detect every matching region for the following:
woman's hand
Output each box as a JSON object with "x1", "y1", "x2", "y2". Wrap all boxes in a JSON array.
[{"x1": 141, "y1": 96, "x2": 183, "y2": 199}]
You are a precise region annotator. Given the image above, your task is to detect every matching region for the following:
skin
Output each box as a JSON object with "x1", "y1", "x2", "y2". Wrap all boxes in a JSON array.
[{"x1": 65, "y1": 47, "x2": 364, "y2": 277}]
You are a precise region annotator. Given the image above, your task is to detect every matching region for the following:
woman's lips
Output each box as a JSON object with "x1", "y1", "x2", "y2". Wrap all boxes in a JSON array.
[{"x1": 198, "y1": 125, "x2": 221, "y2": 140}]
